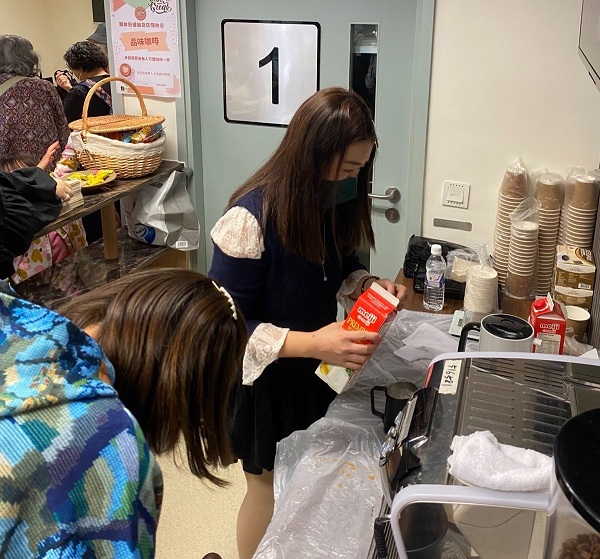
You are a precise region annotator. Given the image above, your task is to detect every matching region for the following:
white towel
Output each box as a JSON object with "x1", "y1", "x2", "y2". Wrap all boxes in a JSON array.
[
  {"x1": 394, "y1": 322, "x2": 458, "y2": 362},
  {"x1": 448, "y1": 430, "x2": 552, "y2": 492}
]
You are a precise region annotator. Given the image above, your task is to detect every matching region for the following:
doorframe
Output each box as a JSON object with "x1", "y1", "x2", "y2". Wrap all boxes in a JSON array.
[
  {"x1": 103, "y1": 0, "x2": 207, "y2": 272},
  {"x1": 179, "y1": 0, "x2": 435, "y2": 273},
  {"x1": 404, "y1": 0, "x2": 435, "y2": 249},
  {"x1": 177, "y1": 0, "x2": 206, "y2": 272}
]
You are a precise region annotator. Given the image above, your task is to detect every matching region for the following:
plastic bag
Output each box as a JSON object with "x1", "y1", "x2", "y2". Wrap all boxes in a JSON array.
[
  {"x1": 499, "y1": 157, "x2": 530, "y2": 199},
  {"x1": 532, "y1": 168, "x2": 564, "y2": 210},
  {"x1": 445, "y1": 248, "x2": 478, "y2": 282},
  {"x1": 121, "y1": 169, "x2": 200, "y2": 250},
  {"x1": 532, "y1": 169, "x2": 564, "y2": 295},
  {"x1": 255, "y1": 311, "x2": 455, "y2": 558},
  {"x1": 560, "y1": 167, "x2": 600, "y2": 249},
  {"x1": 563, "y1": 334, "x2": 595, "y2": 357},
  {"x1": 463, "y1": 243, "x2": 498, "y2": 320},
  {"x1": 494, "y1": 157, "x2": 530, "y2": 287},
  {"x1": 564, "y1": 166, "x2": 600, "y2": 211},
  {"x1": 505, "y1": 197, "x2": 540, "y2": 298}
]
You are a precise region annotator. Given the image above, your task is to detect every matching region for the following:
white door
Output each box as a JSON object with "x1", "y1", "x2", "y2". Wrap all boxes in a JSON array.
[{"x1": 191, "y1": 0, "x2": 434, "y2": 281}]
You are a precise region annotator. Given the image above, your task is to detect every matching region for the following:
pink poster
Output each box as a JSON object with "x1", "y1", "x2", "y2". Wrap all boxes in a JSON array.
[{"x1": 110, "y1": 0, "x2": 181, "y2": 98}]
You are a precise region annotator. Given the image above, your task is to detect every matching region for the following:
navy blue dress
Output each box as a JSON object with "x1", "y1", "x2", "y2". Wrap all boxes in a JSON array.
[{"x1": 209, "y1": 189, "x2": 366, "y2": 471}]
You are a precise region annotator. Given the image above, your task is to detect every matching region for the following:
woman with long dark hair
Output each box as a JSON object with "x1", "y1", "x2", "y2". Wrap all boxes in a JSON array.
[{"x1": 209, "y1": 87, "x2": 407, "y2": 558}]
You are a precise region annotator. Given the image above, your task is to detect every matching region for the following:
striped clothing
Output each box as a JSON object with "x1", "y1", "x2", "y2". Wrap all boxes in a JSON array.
[{"x1": 0, "y1": 292, "x2": 162, "y2": 558}]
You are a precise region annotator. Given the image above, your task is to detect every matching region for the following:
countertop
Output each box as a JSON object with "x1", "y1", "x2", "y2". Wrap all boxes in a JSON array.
[
  {"x1": 16, "y1": 161, "x2": 186, "y2": 309},
  {"x1": 15, "y1": 228, "x2": 171, "y2": 310},
  {"x1": 254, "y1": 310, "x2": 460, "y2": 558}
]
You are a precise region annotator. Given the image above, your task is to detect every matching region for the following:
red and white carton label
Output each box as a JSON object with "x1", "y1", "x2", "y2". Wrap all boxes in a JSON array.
[
  {"x1": 315, "y1": 282, "x2": 399, "y2": 393},
  {"x1": 529, "y1": 294, "x2": 566, "y2": 355}
]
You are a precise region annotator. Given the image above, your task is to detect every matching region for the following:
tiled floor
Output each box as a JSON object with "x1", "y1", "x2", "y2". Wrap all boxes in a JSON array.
[{"x1": 155, "y1": 449, "x2": 246, "y2": 559}]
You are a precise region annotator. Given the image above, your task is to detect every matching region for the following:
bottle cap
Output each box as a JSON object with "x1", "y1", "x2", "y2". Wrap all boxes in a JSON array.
[{"x1": 431, "y1": 244, "x2": 442, "y2": 256}]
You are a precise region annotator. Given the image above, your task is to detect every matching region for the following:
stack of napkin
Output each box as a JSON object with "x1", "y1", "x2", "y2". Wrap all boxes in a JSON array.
[{"x1": 59, "y1": 176, "x2": 84, "y2": 216}]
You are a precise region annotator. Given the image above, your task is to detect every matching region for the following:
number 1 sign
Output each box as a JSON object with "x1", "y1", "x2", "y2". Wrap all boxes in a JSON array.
[{"x1": 222, "y1": 20, "x2": 320, "y2": 127}]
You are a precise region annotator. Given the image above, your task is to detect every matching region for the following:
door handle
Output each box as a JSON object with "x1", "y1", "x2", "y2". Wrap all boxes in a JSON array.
[{"x1": 368, "y1": 187, "x2": 400, "y2": 203}]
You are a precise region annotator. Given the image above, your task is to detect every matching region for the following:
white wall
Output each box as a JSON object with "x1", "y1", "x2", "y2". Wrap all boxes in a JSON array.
[
  {"x1": 422, "y1": 0, "x2": 600, "y2": 247},
  {"x1": 3, "y1": 0, "x2": 600, "y2": 237},
  {"x1": 0, "y1": 0, "x2": 96, "y2": 77}
]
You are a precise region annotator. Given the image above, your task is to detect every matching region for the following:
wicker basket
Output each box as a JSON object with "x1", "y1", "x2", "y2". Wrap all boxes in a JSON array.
[{"x1": 68, "y1": 76, "x2": 166, "y2": 179}]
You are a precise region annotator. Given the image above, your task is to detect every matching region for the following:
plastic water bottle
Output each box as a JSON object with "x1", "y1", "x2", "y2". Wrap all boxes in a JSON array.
[{"x1": 423, "y1": 244, "x2": 446, "y2": 311}]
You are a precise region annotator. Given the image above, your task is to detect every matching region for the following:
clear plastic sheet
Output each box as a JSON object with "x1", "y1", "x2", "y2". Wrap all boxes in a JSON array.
[
  {"x1": 255, "y1": 311, "x2": 454, "y2": 559},
  {"x1": 563, "y1": 334, "x2": 595, "y2": 357}
]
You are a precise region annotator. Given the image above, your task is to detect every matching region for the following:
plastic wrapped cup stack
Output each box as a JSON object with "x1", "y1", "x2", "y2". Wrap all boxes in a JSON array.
[
  {"x1": 536, "y1": 177, "x2": 562, "y2": 295},
  {"x1": 506, "y1": 220, "x2": 539, "y2": 298},
  {"x1": 494, "y1": 169, "x2": 528, "y2": 286},
  {"x1": 559, "y1": 174, "x2": 598, "y2": 250}
]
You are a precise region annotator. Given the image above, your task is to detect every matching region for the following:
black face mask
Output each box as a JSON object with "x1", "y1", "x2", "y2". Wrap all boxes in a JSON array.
[{"x1": 320, "y1": 177, "x2": 358, "y2": 209}]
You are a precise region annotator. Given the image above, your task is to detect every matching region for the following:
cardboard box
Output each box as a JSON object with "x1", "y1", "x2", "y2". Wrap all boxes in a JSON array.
[
  {"x1": 552, "y1": 285, "x2": 593, "y2": 311},
  {"x1": 315, "y1": 282, "x2": 399, "y2": 394},
  {"x1": 529, "y1": 294, "x2": 566, "y2": 355},
  {"x1": 554, "y1": 245, "x2": 596, "y2": 290}
]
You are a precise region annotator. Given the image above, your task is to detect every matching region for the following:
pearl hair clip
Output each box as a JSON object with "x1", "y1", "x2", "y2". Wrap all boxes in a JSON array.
[{"x1": 212, "y1": 281, "x2": 238, "y2": 320}]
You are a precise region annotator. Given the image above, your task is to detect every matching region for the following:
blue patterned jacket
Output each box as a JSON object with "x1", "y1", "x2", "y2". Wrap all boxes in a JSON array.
[{"x1": 0, "y1": 291, "x2": 162, "y2": 558}]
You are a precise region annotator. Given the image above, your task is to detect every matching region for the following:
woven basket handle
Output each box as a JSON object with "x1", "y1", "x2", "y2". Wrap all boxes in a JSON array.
[{"x1": 81, "y1": 76, "x2": 147, "y2": 134}]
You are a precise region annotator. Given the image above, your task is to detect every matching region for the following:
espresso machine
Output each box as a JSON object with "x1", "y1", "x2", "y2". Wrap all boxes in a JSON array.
[{"x1": 370, "y1": 353, "x2": 600, "y2": 559}]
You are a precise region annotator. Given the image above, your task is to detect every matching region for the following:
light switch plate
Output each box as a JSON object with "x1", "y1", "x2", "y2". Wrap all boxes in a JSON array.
[{"x1": 442, "y1": 180, "x2": 470, "y2": 209}]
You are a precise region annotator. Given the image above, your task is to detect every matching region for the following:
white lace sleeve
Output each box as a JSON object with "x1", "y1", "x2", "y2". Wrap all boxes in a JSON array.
[
  {"x1": 336, "y1": 269, "x2": 372, "y2": 312},
  {"x1": 210, "y1": 206, "x2": 264, "y2": 259},
  {"x1": 243, "y1": 323, "x2": 290, "y2": 386}
]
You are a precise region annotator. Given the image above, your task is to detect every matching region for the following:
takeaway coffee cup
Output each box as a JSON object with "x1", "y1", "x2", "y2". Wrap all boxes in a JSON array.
[
  {"x1": 565, "y1": 305, "x2": 590, "y2": 341},
  {"x1": 371, "y1": 381, "x2": 418, "y2": 432}
]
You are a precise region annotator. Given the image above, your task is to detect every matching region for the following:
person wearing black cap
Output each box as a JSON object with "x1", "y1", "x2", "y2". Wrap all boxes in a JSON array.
[{"x1": 87, "y1": 22, "x2": 107, "y2": 53}]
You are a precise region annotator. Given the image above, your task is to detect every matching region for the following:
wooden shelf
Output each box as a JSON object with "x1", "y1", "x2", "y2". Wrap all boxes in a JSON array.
[
  {"x1": 16, "y1": 160, "x2": 190, "y2": 309},
  {"x1": 39, "y1": 160, "x2": 184, "y2": 236},
  {"x1": 394, "y1": 270, "x2": 464, "y2": 314}
]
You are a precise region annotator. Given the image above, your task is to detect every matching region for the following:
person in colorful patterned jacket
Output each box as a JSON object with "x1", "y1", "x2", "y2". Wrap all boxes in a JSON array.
[{"x1": 0, "y1": 268, "x2": 247, "y2": 557}]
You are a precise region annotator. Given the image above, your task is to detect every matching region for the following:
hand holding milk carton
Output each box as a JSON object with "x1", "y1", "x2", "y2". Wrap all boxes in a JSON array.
[{"x1": 315, "y1": 282, "x2": 399, "y2": 393}]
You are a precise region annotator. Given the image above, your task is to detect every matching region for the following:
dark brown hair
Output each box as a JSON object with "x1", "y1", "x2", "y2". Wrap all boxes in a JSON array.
[
  {"x1": 229, "y1": 87, "x2": 377, "y2": 264},
  {"x1": 58, "y1": 268, "x2": 247, "y2": 486},
  {"x1": 0, "y1": 152, "x2": 38, "y2": 172},
  {"x1": 0, "y1": 35, "x2": 40, "y2": 77}
]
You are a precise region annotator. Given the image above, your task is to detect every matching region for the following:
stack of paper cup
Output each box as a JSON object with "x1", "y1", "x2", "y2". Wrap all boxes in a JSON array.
[
  {"x1": 559, "y1": 174, "x2": 599, "y2": 249},
  {"x1": 494, "y1": 171, "x2": 527, "y2": 286},
  {"x1": 535, "y1": 177, "x2": 562, "y2": 295},
  {"x1": 506, "y1": 220, "x2": 539, "y2": 298},
  {"x1": 464, "y1": 265, "x2": 498, "y2": 315}
]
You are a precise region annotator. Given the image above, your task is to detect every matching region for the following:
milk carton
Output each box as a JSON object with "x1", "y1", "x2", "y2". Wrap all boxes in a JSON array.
[
  {"x1": 552, "y1": 285, "x2": 593, "y2": 311},
  {"x1": 529, "y1": 294, "x2": 566, "y2": 355},
  {"x1": 554, "y1": 245, "x2": 596, "y2": 291},
  {"x1": 315, "y1": 282, "x2": 399, "y2": 393}
]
